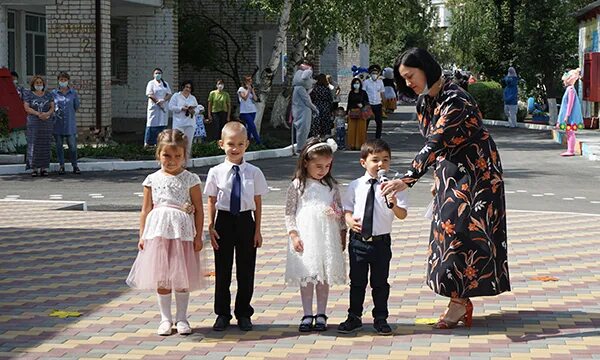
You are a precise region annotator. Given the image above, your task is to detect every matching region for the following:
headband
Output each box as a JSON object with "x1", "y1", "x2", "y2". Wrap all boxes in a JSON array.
[{"x1": 306, "y1": 138, "x2": 338, "y2": 154}]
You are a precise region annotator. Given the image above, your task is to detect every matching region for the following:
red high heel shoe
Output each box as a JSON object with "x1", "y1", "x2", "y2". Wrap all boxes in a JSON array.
[{"x1": 434, "y1": 298, "x2": 473, "y2": 329}]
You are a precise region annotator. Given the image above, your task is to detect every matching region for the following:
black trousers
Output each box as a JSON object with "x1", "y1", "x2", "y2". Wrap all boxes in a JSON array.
[
  {"x1": 213, "y1": 210, "x2": 256, "y2": 319},
  {"x1": 348, "y1": 231, "x2": 392, "y2": 320},
  {"x1": 208, "y1": 112, "x2": 228, "y2": 141},
  {"x1": 367, "y1": 104, "x2": 383, "y2": 139}
]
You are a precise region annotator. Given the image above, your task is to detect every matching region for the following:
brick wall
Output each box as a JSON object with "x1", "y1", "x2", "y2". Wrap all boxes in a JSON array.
[
  {"x1": 111, "y1": 0, "x2": 178, "y2": 132},
  {"x1": 46, "y1": 0, "x2": 111, "y2": 131}
]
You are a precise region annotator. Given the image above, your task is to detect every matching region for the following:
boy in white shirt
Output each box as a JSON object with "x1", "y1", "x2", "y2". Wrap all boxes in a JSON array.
[
  {"x1": 204, "y1": 121, "x2": 269, "y2": 331},
  {"x1": 338, "y1": 139, "x2": 408, "y2": 335}
]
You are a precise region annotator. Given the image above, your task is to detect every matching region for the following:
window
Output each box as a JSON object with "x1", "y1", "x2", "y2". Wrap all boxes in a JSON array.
[
  {"x1": 7, "y1": 11, "x2": 15, "y2": 71},
  {"x1": 110, "y1": 19, "x2": 128, "y2": 83},
  {"x1": 25, "y1": 13, "x2": 46, "y2": 76}
]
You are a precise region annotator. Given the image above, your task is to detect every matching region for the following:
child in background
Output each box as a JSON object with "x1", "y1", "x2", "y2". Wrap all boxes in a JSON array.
[
  {"x1": 334, "y1": 107, "x2": 347, "y2": 150},
  {"x1": 204, "y1": 121, "x2": 269, "y2": 331},
  {"x1": 285, "y1": 137, "x2": 347, "y2": 332},
  {"x1": 126, "y1": 129, "x2": 205, "y2": 336}
]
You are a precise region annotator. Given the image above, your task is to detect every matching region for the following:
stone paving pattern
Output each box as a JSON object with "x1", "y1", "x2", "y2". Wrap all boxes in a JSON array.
[{"x1": 1, "y1": 202, "x2": 600, "y2": 359}]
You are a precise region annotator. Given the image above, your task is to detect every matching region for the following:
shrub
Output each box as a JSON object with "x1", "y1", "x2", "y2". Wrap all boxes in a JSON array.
[
  {"x1": 0, "y1": 107, "x2": 9, "y2": 138},
  {"x1": 468, "y1": 81, "x2": 505, "y2": 120}
]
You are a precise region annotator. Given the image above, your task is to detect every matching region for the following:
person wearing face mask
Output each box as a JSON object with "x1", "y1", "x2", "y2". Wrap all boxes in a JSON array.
[
  {"x1": 11, "y1": 71, "x2": 25, "y2": 100},
  {"x1": 169, "y1": 80, "x2": 204, "y2": 159},
  {"x1": 362, "y1": 65, "x2": 385, "y2": 139},
  {"x1": 145, "y1": 68, "x2": 172, "y2": 147},
  {"x1": 207, "y1": 79, "x2": 231, "y2": 141},
  {"x1": 346, "y1": 78, "x2": 370, "y2": 150},
  {"x1": 237, "y1": 75, "x2": 261, "y2": 144},
  {"x1": 23, "y1": 75, "x2": 55, "y2": 177},
  {"x1": 51, "y1": 72, "x2": 81, "y2": 175},
  {"x1": 382, "y1": 48, "x2": 510, "y2": 330}
]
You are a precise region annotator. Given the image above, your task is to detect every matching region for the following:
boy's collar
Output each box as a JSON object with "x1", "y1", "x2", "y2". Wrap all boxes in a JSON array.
[
  {"x1": 225, "y1": 158, "x2": 246, "y2": 168},
  {"x1": 362, "y1": 171, "x2": 378, "y2": 182}
]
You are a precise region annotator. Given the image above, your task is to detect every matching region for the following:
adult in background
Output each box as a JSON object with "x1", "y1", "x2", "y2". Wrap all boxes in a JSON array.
[
  {"x1": 11, "y1": 71, "x2": 25, "y2": 99},
  {"x1": 169, "y1": 80, "x2": 203, "y2": 159},
  {"x1": 145, "y1": 68, "x2": 172, "y2": 147},
  {"x1": 207, "y1": 79, "x2": 231, "y2": 141},
  {"x1": 346, "y1": 78, "x2": 369, "y2": 150},
  {"x1": 362, "y1": 65, "x2": 385, "y2": 139},
  {"x1": 383, "y1": 48, "x2": 510, "y2": 329},
  {"x1": 501, "y1": 67, "x2": 519, "y2": 128},
  {"x1": 23, "y1": 75, "x2": 54, "y2": 177},
  {"x1": 238, "y1": 75, "x2": 261, "y2": 144},
  {"x1": 309, "y1": 74, "x2": 334, "y2": 137},
  {"x1": 326, "y1": 74, "x2": 341, "y2": 113},
  {"x1": 52, "y1": 72, "x2": 81, "y2": 175},
  {"x1": 292, "y1": 65, "x2": 318, "y2": 151}
]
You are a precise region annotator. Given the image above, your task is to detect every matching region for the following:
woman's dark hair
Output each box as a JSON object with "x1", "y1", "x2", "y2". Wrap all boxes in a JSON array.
[
  {"x1": 393, "y1": 47, "x2": 441, "y2": 97},
  {"x1": 293, "y1": 137, "x2": 337, "y2": 195},
  {"x1": 29, "y1": 75, "x2": 46, "y2": 91},
  {"x1": 216, "y1": 79, "x2": 224, "y2": 86},
  {"x1": 350, "y1": 77, "x2": 362, "y2": 92},
  {"x1": 57, "y1": 71, "x2": 70, "y2": 80},
  {"x1": 315, "y1": 73, "x2": 328, "y2": 86},
  {"x1": 10, "y1": 71, "x2": 18, "y2": 79},
  {"x1": 180, "y1": 80, "x2": 193, "y2": 92}
]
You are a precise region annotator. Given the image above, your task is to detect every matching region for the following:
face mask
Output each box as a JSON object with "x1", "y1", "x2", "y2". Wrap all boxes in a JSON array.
[
  {"x1": 353, "y1": 83, "x2": 360, "y2": 90},
  {"x1": 154, "y1": 74, "x2": 162, "y2": 81},
  {"x1": 217, "y1": 84, "x2": 224, "y2": 91},
  {"x1": 34, "y1": 85, "x2": 44, "y2": 91},
  {"x1": 59, "y1": 81, "x2": 68, "y2": 88},
  {"x1": 371, "y1": 74, "x2": 378, "y2": 81}
]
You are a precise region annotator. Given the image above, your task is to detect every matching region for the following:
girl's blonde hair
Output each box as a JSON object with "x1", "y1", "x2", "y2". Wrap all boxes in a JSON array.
[
  {"x1": 155, "y1": 129, "x2": 189, "y2": 160},
  {"x1": 293, "y1": 137, "x2": 336, "y2": 195}
]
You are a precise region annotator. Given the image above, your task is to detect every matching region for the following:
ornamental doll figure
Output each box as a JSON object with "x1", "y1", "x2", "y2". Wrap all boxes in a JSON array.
[{"x1": 556, "y1": 68, "x2": 584, "y2": 156}]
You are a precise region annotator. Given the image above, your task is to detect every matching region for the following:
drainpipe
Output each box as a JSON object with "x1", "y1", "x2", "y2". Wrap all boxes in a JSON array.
[{"x1": 95, "y1": 0, "x2": 102, "y2": 130}]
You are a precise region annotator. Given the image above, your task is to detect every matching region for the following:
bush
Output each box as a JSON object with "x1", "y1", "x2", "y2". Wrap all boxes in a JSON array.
[{"x1": 468, "y1": 81, "x2": 505, "y2": 120}]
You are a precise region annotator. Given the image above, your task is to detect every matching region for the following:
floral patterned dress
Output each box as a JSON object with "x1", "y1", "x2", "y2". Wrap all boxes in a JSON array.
[
  {"x1": 402, "y1": 80, "x2": 510, "y2": 298},
  {"x1": 309, "y1": 85, "x2": 334, "y2": 137}
]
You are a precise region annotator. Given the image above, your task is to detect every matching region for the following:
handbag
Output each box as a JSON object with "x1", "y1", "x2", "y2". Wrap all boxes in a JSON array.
[
  {"x1": 361, "y1": 105, "x2": 374, "y2": 120},
  {"x1": 348, "y1": 108, "x2": 362, "y2": 120}
]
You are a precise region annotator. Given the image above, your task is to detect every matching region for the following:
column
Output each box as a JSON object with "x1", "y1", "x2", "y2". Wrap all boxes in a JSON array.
[{"x1": 0, "y1": 5, "x2": 8, "y2": 68}]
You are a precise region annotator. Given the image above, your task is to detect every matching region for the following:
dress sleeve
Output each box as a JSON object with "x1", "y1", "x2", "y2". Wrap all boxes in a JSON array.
[
  {"x1": 168, "y1": 93, "x2": 181, "y2": 112},
  {"x1": 565, "y1": 86, "x2": 576, "y2": 118},
  {"x1": 145, "y1": 81, "x2": 153, "y2": 96},
  {"x1": 188, "y1": 172, "x2": 202, "y2": 188},
  {"x1": 284, "y1": 181, "x2": 299, "y2": 234},
  {"x1": 333, "y1": 185, "x2": 347, "y2": 231},
  {"x1": 142, "y1": 174, "x2": 153, "y2": 187},
  {"x1": 402, "y1": 95, "x2": 477, "y2": 187}
]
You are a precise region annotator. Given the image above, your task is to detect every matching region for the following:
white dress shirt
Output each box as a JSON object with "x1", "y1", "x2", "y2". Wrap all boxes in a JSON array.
[
  {"x1": 362, "y1": 78, "x2": 385, "y2": 105},
  {"x1": 168, "y1": 92, "x2": 204, "y2": 130},
  {"x1": 204, "y1": 159, "x2": 269, "y2": 212},
  {"x1": 343, "y1": 172, "x2": 409, "y2": 236}
]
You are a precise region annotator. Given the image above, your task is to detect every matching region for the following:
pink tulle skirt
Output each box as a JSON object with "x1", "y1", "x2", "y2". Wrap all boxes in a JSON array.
[{"x1": 126, "y1": 237, "x2": 206, "y2": 291}]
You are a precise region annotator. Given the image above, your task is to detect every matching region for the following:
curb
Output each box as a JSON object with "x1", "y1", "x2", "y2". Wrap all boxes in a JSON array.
[
  {"x1": 0, "y1": 145, "x2": 294, "y2": 175},
  {"x1": 481, "y1": 119, "x2": 554, "y2": 131}
]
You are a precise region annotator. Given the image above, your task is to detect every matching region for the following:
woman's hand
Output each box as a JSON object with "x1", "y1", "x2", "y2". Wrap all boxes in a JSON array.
[
  {"x1": 380, "y1": 179, "x2": 408, "y2": 196},
  {"x1": 291, "y1": 234, "x2": 304, "y2": 253},
  {"x1": 430, "y1": 183, "x2": 437, "y2": 197}
]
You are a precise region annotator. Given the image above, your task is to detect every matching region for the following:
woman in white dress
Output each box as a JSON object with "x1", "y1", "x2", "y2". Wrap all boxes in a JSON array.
[
  {"x1": 145, "y1": 68, "x2": 172, "y2": 147},
  {"x1": 168, "y1": 80, "x2": 204, "y2": 160},
  {"x1": 285, "y1": 137, "x2": 347, "y2": 332}
]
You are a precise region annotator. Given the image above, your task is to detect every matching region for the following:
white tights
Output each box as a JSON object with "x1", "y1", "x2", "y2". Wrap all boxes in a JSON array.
[{"x1": 300, "y1": 282, "x2": 329, "y2": 316}]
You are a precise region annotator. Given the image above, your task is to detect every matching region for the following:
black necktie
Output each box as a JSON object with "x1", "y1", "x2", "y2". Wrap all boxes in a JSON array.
[
  {"x1": 230, "y1": 165, "x2": 241, "y2": 215},
  {"x1": 361, "y1": 178, "x2": 377, "y2": 239}
]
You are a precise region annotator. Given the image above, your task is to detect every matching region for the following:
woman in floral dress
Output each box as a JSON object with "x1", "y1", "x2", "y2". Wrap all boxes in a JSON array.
[
  {"x1": 382, "y1": 48, "x2": 510, "y2": 329},
  {"x1": 309, "y1": 74, "x2": 334, "y2": 137}
]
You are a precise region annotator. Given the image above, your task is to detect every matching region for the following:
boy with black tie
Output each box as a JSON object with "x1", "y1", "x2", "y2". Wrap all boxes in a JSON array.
[
  {"x1": 205, "y1": 121, "x2": 269, "y2": 331},
  {"x1": 338, "y1": 139, "x2": 408, "y2": 335}
]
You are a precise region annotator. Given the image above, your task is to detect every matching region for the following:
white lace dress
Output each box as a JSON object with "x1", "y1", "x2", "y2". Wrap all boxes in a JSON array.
[
  {"x1": 285, "y1": 179, "x2": 347, "y2": 286},
  {"x1": 126, "y1": 170, "x2": 206, "y2": 291}
]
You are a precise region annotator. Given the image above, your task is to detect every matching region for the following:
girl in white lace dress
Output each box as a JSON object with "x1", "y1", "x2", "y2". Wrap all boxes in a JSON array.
[
  {"x1": 285, "y1": 138, "x2": 347, "y2": 332},
  {"x1": 126, "y1": 129, "x2": 205, "y2": 336}
]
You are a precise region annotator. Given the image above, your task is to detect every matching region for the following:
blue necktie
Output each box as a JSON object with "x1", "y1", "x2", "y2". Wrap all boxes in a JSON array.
[{"x1": 230, "y1": 165, "x2": 241, "y2": 215}]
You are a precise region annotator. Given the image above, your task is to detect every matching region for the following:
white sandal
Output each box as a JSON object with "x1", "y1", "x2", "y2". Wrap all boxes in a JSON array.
[
  {"x1": 157, "y1": 320, "x2": 172, "y2": 336},
  {"x1": 176, "y1": 320, "x2": 192, "y2": 335}
]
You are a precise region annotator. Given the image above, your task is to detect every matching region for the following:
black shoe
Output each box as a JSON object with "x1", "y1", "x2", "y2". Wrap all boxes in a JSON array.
[
  {"x1": 337, "y1": 314, "x2": 362, "y2": 334},
  {"x1": 58, "y1": 166, "x2": 66, "y2": 175},
  {"x1": 73, "y1": 166, "x2": 81, "y2": 174},
  {"x1": 40, "y1": 169, "x2": 48, "y2": 177},
  {"x1": 374, "y1": 319, "x2": 392, "y2": 335},
  {"x1": 298, "y1": 315, "x2": 313, "y2": 332},
  {"x1": 31, "y1": 170, "x2": 39, "y2": 177},
  {"x1": 212, "y1": 315, "x2": 230, "y2": 331},
  {"x1": 237, "y1": 317, "x2": 253, "y2": 331},
  {"x1": 313, "y1": 314, "x2": 328, "y2": 332}
]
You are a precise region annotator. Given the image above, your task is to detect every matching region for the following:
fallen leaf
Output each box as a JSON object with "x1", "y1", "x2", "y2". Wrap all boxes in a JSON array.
[
  {"x1": 530, "y1": 276, "x2": 559, "y2": 282},
  {"x1": 414, "y1": 318, "x2": 438, "y2": 325},
  {"x1": 204, "y1": 271, "x2": 215, "y2": 277},
  {"x1": 49, "y1": 310, "x2": 82, "y2": 318}
]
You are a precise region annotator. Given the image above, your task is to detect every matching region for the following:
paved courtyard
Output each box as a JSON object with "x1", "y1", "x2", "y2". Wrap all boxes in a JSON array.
[{"x1": 1, "y1": 200, "x2": 600, "y2": 359}]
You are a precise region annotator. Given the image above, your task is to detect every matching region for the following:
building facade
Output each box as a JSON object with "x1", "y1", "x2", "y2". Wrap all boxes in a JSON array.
[{"x1": 575, "y1": 1, "x2": 600, "y2": 121}]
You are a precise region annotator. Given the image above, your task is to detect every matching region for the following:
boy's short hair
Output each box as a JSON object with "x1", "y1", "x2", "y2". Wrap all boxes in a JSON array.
[
  {"x1": 221, "y1": 120, "x2": 248, "y2": 140},
  {"x1": 360, "y1": 139, "x2": 391, "y2": 159}
]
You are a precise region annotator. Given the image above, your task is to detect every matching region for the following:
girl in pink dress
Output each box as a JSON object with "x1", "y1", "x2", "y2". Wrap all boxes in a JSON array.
[{"x1": 126, "y1": 129, "x2": 205, "y2": 336}]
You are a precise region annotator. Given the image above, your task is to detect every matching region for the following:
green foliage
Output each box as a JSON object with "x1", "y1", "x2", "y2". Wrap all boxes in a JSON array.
[
  {"x1": 0, "y1": 107, "x2": 8, "y2": 138},
  {"x1": 468, "y1": 81, "x2": 505, "y2": 120}
]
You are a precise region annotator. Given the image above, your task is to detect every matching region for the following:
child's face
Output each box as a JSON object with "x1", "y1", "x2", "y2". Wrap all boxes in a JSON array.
[
  {"x1": 159, "y1": 145, "x2": 186, "y2": 175},
  {"x1": 305, "y1": 154, "x2": 333, "y2": 180},
  {"x1": 219, "y1": 132, "x2": 249, "y2": 164},
  {"x1": 360, "y1": 151, "x2": 391, "y2": 178}
]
